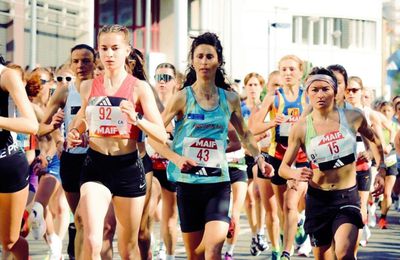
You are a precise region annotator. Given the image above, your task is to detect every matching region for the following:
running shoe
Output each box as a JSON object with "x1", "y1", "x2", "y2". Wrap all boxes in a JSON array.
[
  {"x1": 256, "y1": 234, "x2": 269, "y2": 251},
  {"x1": 224, "y1": 252, "x2": 233, "y2": 260},
  {"x1": 297, "y1": 235, "x2": 312, "y2": 257},
  {"x1": 29, "y1": 202, "x2": 46, "y2": 240},
  {"x1": 378, "y1": 217, "x2": 388, "y2": 229},
  {"x1": 156, "y1": 249, "x2": 166, "y2": 260},
  {"x1": 48, "y1": 233, "x2": 63, "y2": 260},
  {"x1": 250, "y1": 237, "x2": 260, "y2": 256},
  {"x1": 271, "y1": 250, "x2": 281, "y2": 260},
  {"x1": 359, "y1": 225, "x2": 371, "y2": 247},
  {"x1": 280, "y1": 251, "x2": 291, "y2": 260},
  {"x1": 294, "y1": 224, "x2": 307, "y2": 246}
]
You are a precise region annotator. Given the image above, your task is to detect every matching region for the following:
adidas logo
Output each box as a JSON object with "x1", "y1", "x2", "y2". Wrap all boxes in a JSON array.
[
  {"x1": 195, "y1": 167, "x2": 208, "y2": 176},
  {"x1": 333, "y1": 159, "x2": 344, "y2": 168},
  {"x1": 97, "y1": 97, "x2": 112, "y2": 106}
]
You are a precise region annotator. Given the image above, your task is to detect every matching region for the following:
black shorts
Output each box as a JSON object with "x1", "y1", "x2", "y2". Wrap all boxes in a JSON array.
[
  {"x1": 229, "y1": 167, "x2": 247, "y2": 184},
  {"x1": 60, "y1": 151, "x2": 86, "y2": 193},
  {"x1": 153, "y1": 169, "x2": 176, "y2": 192},
  {"x1": 305, "y1": 185, "x2": 363, "y2": 247},
  {"x1": 81, "y1": 148, "x2": 146, "y2": 198},
  {"x1": 386, "y1": 164, "x2": 398, "y2": 176},
  {"x1": 177, "y1": 181, "x2": 231, "y2": 232},
  {"x1": 141, "y1": 153, "x2": 153, "y2": 174},
  {"x1": 0, "y1": 151, "x2": 29, "y2": 193},
  {"x1": 270, "y1": 156, "x2": 309, "y2": 185},
  {"x1": 244, "y1": 155, "x2": 255, "y2": 179},
  {"x1": 356, "y1": 169, "x2": 371, "y2": 192}
]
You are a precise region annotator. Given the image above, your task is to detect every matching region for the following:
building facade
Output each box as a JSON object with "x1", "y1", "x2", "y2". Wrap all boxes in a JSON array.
[{"x1": 1, "y1": 0, "x2": 386, "y2": 96}]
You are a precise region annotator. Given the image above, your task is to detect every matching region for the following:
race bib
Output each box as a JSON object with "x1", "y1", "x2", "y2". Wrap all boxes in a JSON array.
[
  {"x1": 87, "y1": 96, "x2": 136, "y2": 139},
  {"x1": 309, "y1": 130, "x2": 355, "y2": 171},
  {"x1": 384, "y1": 149, "x2": 397, "y2": 167},
  {"x1": 88, "y1": 106, "x2": 129, "y2": 138},
  {"x1": 280, "y1": 115, "x2": 299, "y2": 137},
  {"x1": 183, "y1": 137, "x2": 224, "y2": 169}
]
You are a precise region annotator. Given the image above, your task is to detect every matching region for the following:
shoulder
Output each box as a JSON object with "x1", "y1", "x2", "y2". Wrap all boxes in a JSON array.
[
  {"x1": 0, "y1": 67, "x2": 22, "y2": 90},
  {"x1": 224, "y1": 89, "x2": 240, "y2": 104},
  {"x1": 291, "y1": 116, "x2": 307, "y2": 140}
]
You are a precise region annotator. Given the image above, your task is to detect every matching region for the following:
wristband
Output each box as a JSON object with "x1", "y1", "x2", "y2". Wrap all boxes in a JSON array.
[
  {"x1": 133, "y1": 113, "x2": 143, "y2": 126},
  {"x1": 378, "y1": 162, "x2": 387, "y2": 170},
  {"x1": 254, "y1": 154, "x2": 264, "y2": 163}
]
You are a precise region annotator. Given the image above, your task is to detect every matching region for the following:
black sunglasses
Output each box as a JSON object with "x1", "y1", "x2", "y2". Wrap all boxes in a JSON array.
[
  {"x1": 56, "y1": 76, "x2": 74, "y2": 82},
  {"x1": 154, "y1": 74, "x2": 174, "y2": 83},
  {"x1": 346, "y1": 88, "x2": 361, "y2": 93}
]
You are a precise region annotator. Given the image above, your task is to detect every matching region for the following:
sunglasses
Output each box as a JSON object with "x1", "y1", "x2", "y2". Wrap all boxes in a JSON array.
[
  {"x1": 154, "y1": 74, "x2": 174, "y2": 83},
  {"x1": 40, "y1": 79, "x2": 52, "y2": 85},
  {"x1": 346, "y1": 88, "x2": 361, "y2": 93},
  {"x1": 55, "y1": 76, "x2": 75, "y2": 83}
]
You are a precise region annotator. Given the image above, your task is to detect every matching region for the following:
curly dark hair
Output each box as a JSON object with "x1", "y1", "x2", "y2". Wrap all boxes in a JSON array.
[{"x1": 183, "y1": 32, "x2": 230, "y2": 90}]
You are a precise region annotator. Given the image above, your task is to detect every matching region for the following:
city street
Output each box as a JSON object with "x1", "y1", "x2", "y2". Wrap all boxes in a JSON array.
[{"x1": 28, "y1": 207, "x2": 400, "y2": 259}]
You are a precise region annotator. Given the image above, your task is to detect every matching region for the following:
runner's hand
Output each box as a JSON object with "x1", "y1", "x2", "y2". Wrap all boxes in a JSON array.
[
  {"x1": 177, "y1": 156, "x2": 197, "y2": 172},
  {"x1": 67, "y1": 128, "x2": 82, "y2": 148},
  {"x1": 357, "y1": 151, "x2": 370, "y2": 162},
  {"x1": 257, "y1": 157, "x2": 274, "y2": 177},
  {"x1": 120, "y1": 100, "x2": 138, "y2": 125},
  {"x1": 372, "y1": 168, "x2": 385, "y2": 197},
  {"x1": 272, "y1": 115, "x2": 286, "y2": 127},
  {"x1": 294, "y1": 167, "x2": 313, "y2": 182},
  {"x1": 51, "y1": 109, "x2": 64, "y2": 129}
]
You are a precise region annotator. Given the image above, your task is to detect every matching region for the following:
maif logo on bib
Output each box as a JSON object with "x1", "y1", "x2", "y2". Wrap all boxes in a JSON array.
[
  {"x1": 190, "y1": 138, "x2": 218, "y2": 150},
  {"x1": 318, "y1": 131, "x2": 344, "y2": 145}
]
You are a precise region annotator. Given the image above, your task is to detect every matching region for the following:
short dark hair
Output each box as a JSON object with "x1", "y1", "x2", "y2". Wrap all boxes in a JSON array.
[
  {"x1": 70, "y1": 44, "x2": 95, "y2": 59},
  {"x1": 307, "y1": 66, "x2": 338, "y2": 94},
  {"x1": 327, "y1": 64, "x2": 348, "y2": 88}
]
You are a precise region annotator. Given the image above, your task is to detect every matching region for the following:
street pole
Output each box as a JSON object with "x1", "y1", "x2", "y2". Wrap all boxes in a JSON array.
[
  {"x1": 145, "y1": 0, "x2": 151, "y2": 74},
  {"x1": 30, "y1": 0, "x2": 37, "y2": 69}
]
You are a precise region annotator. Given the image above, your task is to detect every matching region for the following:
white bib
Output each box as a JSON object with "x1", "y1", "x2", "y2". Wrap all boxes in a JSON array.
[
  {"x1": 309, "y1": 130, "x2": 355, "y2": 170},
  {"x1": 182, "y1": 137, "x2": 224, "y2": 169},
  {"x1": 280, "y1": 115, "x2": 300, "y2": 137},
  {"x1": 87, "y1": 106, "x2": 130, "y2": 138}
]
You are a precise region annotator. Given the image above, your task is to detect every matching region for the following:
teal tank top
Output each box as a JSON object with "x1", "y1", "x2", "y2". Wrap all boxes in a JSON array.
[{"x1": 167, "y1": 86, "x2": 231, "y2": 184}]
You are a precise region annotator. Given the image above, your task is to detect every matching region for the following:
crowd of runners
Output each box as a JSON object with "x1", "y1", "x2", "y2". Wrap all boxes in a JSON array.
[{"x1": 0, "y1": 24, "x2": 399, "y2": 260}]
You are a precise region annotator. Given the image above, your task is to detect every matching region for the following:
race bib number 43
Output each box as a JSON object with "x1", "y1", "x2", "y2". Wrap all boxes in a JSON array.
[{"x1": 183, "y1": 137, "x2": 224, "y2": 169}]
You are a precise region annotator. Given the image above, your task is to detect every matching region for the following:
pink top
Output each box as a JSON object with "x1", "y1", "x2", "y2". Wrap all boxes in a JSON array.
[{"x1": 86, "y1": 74, "x2": 143, "y2": 139}]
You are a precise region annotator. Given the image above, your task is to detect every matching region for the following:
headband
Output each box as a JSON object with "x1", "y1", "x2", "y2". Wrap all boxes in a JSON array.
[{"x1": 305, "y1": 74, "x2": 337, "y2": 93}]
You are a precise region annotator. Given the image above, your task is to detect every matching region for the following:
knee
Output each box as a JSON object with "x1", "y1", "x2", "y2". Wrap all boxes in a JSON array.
[
  {"x1": 103, "y1": 221, "x2": 116, "y2": 241},
  {"x1": 205, "y1": 244, "x2": 223, "y2": 259},
  {"x1": 74, "y1": 212, "x2": 84, "y2": 231},
  {"x1": 84, "y1": 235, "x2": 103, "y2": 255},
  {"x1": 267, "y1": 211, "x2": 279, "y2": 224},
  {"x1": 245, "y1": 198, "x2": 255, "y2": 209},
  {"x1": 119, "y1": 239, "x2": 139, "y2": 259}
]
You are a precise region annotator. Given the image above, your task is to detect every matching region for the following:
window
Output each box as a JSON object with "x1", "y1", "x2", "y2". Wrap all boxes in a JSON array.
[
  {"x1": 292, "y1": 15, "x2": 376, "y2": 50},
  {"x1": 94, "y1": 0, "x2": 160, "y2": 52}
]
